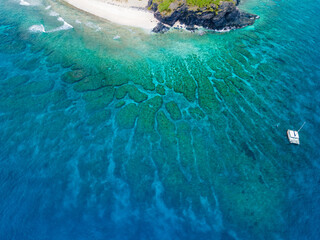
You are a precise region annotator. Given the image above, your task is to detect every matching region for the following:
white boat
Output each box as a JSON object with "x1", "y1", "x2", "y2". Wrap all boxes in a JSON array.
[
  {"x1": 287, "y1": 130, "x2": 300, "y2": 145},
  {"x1": 287, "y1": 122, "x2": 305, "y2": 145}
]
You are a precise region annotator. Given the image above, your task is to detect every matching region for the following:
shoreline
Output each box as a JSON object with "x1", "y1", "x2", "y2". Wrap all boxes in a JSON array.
[{"x1": 62, "y1": 0, "x2": 159, "y2": 30}]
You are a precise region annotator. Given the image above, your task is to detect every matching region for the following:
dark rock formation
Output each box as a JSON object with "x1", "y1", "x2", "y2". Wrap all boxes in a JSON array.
[
  {"x1": 150, "y1": 0, "x2": 258, "y2": 33},
  {"x1": 152, "y1": 22, "x2": 170, "y2": 33}
]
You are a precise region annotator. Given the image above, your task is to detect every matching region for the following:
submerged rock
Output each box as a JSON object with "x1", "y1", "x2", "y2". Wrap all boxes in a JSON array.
[
  {"x1": 115, "y1": 85, "x2": 148, "y2": 103},
  {"x1": 116, "y1": 103, "x2": 139, "y2": 129},
  {"x1": 165, "y1": 101, "x2": 182, "y2": 120}
]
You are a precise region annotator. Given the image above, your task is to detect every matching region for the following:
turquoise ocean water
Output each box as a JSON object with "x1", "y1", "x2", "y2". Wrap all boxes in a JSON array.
[{"x1": 0, "y1": 0, "x2": 319, "y2": 239}]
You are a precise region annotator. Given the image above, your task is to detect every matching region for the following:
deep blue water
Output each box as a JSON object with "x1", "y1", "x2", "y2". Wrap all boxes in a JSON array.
[{"x1": 0, "y1": 0, "x2": 320, "y2": 239}]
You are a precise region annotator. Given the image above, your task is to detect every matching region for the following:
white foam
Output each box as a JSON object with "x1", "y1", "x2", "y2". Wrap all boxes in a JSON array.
[
  {"x1": 47, "y1": 17, "x2": 73, "y2": 32},
  {"x1": 19, "y1": 0, "x2": 41, "y2": 6},
  {"x1": 29, "y1": 24, "x2": 45, "y2": 33},
  {"x1": 45, "y1": 5, "x2": 51, "y2": 10},
  {"x1": 85, "y1": 22, "x2": 101, "y2": 31},
  {"x1": 29, "y1": 17, "x2": 73, "y2": 34},
  {"x1": 113, "y1": 35, "x2": 120, "y2": 40},
  {"x1": 20, "y1": 0, "x2": 30, "y2": 6},
  {"x1": 75, "y1": 20, "x2": 82, "y2": 24},
  {"x1": 215, "y1": 27, "x2": 235, "y2": 33},
  {"x1": 49, "y1": 11, "x2": 59, "y2": 17},
  {"x1": 57, "y1": 17, "x2": 73, "y2": 29}
]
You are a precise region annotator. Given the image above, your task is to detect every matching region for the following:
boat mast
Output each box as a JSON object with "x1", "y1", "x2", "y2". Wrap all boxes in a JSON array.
[{"x1": 298, "y1": 121, "x2": 306, "y2": 132}]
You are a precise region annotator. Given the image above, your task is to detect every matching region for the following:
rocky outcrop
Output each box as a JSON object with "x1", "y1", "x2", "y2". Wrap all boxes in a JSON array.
[
  {"x1": 150, "y1": 0, "x2": 258, "y2": 33},
  {"x1": 152, "y1": 22, "x2": 170, "y2": 33}
]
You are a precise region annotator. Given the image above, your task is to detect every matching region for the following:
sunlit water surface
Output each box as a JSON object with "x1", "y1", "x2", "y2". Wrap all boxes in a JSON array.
[{"x1": 0, "y1": 0, "x2": 319, "y2": 239}]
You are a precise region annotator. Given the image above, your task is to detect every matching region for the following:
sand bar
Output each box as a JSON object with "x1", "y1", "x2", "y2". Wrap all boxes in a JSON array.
[{"x1": 63, "y1": 0, "x2": 159, "y2": 30}]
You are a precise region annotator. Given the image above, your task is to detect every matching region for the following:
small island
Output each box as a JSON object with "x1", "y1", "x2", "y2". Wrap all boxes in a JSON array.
[
  {"x1": 63, "y1": 0, "x2": 258, "y2": 32},
  {"x1": 150, "y1": 0, "x2": 259, "y2": 32}
]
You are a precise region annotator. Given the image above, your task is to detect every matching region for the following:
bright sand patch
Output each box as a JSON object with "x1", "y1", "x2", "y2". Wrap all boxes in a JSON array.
[{"x1": 63, "y1": 0, "x2": 159, "y2": 30}]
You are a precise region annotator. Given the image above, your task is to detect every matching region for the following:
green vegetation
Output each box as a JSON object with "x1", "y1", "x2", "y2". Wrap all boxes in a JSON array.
[
  {"x1": 186, "y1": 0, "x2": 220, "y2": 8},
  {"x1": 156, "y1": 0, "x2": 175, "y2": 12},
  {"x1": 153, "y1": 0, "x2": 236, "y2": 13}
]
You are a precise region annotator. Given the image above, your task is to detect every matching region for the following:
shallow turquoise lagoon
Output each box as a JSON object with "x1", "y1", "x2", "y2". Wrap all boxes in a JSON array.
[{"x1": 0, "y1": 0, "x2": 319, "y2": 239}]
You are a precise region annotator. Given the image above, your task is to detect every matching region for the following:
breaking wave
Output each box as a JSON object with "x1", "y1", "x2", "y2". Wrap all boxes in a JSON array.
[
  {"x1": 29, "y1": 17, "x2": 73, "y2": 33},
  {"x1": 28, "y1": 24, "x2": 45, "y2": 33},
  {"x1": 19, "y1": 0, "x2": 30, "y2": 6}
]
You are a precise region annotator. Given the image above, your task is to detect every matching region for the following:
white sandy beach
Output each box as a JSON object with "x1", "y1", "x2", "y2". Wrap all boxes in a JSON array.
[{"x1": 63, "y1": 0, "x2": 159, "y2": 30}]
